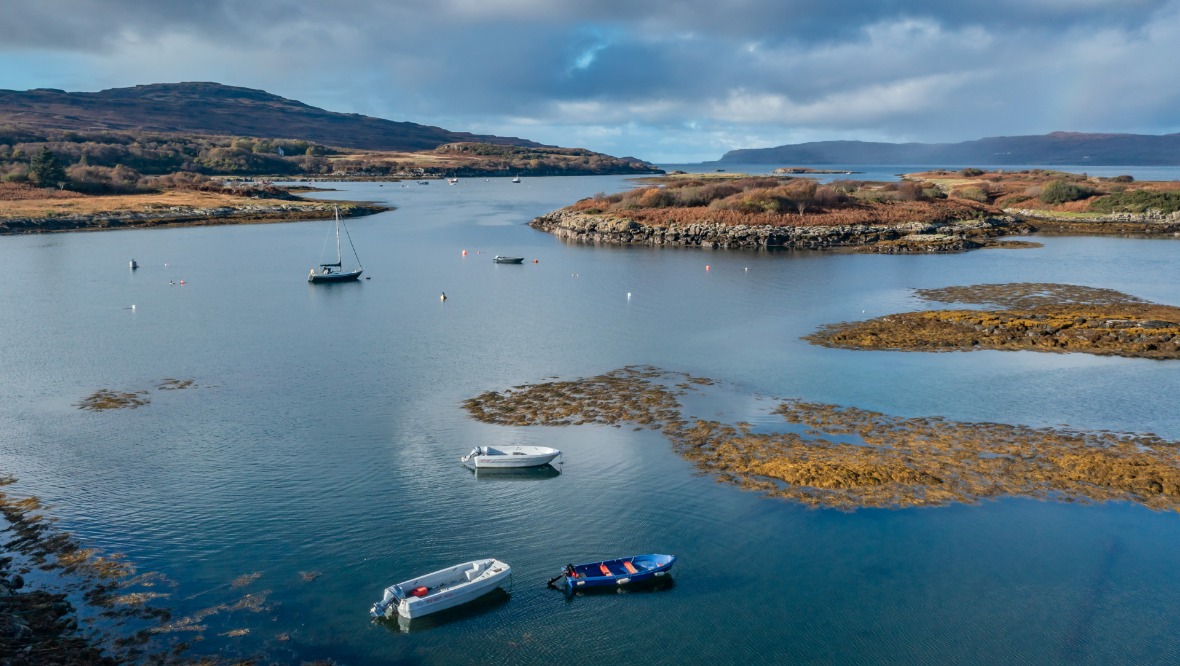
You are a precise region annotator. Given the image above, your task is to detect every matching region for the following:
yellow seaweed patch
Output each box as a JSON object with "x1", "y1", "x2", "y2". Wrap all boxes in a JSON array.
[
  {"x1": 807, "y1": 283, "x2": 1180, "y2": 359},
  {"x1": 77, "y1": 389, "x2": 149, "y2": 411},
  {"x1": 915, "y1": 282, "x2": 1149, "y2": 309},
  {"x1": 464, "y1": 368, "x2": 1180, "y2": 511},
  {"x1": 77, "y1": 377, "x2": 201, "y2": 410},
  {"x1": 231, "y1": 572, "x2": 261, "y2": 588},
  {"x1": 0, "y1": 472, "x2": 178, "y2": 660},
  {"x1": 464, "y1": 366, "x2": 685, "y2": 427}
]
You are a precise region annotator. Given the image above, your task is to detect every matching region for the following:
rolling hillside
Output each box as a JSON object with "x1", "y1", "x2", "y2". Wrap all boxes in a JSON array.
[
  {"x1": 717, "y1": 132, "x2": 1180, "y2": 166},
  {"x1": 0, "y1": 82, "x2": 543, "y2": 152}
]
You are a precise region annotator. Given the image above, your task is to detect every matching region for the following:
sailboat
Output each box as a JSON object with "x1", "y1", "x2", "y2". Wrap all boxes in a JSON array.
[{"x1": 308, "y1": 205, "x2": 364, "y2": 284}]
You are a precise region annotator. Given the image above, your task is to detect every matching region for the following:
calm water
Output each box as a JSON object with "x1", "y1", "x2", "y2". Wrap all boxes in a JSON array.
[{"x1": 3, "y1": 175, "x2": 1180, "y2": 664}]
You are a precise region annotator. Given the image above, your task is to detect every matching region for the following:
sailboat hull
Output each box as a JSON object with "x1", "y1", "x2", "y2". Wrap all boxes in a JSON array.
[
  {"x1": 309, "y1": 269, "x2": 363, "y2": 283},
  {"x1": 309, "y1": 205, "x2": 363, "y2": 284}
]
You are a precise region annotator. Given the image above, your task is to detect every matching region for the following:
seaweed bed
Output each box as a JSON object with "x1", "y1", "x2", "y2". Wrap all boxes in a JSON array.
[
  {"x1": 77, "y1": 379, "x2": 199, "y2": 411},
  {"x1": 465, "y1": 367, "x2": 1180, "y2": 512},
  {"x1": 0, "y1": 471, "x2": 309, "y2": 664},
  {"x1": 806, "y1": 283, "x2": 1180, "y2": 359},
  {"x1": 1, "y1": 474, "x2": 172, "y2": 664}
]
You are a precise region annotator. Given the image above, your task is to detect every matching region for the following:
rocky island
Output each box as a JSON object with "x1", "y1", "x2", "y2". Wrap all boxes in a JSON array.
[
  {"x1": 530, "y1": 169, "x2": 1180, "y2": 253},
  {"x1": 530, "y1": 176, "x2": 1028, "y2": 253}
]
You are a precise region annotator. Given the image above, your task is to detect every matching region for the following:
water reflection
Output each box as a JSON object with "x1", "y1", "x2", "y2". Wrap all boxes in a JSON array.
[
  {"x1": 464, "y1": 464, "x2": 563, "y2": 480},
  {"x1": 377, "y1": 587, "x2": 513, "y2": 634},
  {"x1": 561, "y1": 576, "x2": 677, "y2": 598}
]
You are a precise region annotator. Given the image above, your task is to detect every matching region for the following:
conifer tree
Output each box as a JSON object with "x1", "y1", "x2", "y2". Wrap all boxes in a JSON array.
[{"x1": 29, "y1": 147, "x2": 68, "y2": 188}]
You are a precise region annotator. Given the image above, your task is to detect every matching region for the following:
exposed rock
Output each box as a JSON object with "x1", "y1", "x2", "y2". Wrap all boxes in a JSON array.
[{"x1": 529, "y1": 209, "x2": 1029, "y2": 253}]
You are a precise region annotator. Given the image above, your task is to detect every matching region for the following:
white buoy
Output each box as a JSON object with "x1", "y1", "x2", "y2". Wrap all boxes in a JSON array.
[
  {"x1": 627, "y1": 292, "x2": 632, "y2": 300},
  {"x1": 131, "y1": 305, "x2": 136, "y2": 310},
  {"x1": 441, "y1": 291, "x2": 447, "y2": 302}
]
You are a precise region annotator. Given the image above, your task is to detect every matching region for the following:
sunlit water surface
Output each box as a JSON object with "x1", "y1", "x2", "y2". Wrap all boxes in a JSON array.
[{"x1": 3, "y1": 174, "x2": 1180, "y2": 663}]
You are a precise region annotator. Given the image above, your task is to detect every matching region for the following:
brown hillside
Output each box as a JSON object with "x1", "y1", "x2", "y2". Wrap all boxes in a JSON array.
[{"x1": 0, "y1": 82, "x2": 543, "y2": 152}]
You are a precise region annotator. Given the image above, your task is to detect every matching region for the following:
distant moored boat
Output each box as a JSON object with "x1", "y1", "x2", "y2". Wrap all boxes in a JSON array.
[{"x1": 308, "y1": 206, "x2": 364, "y2": 284}]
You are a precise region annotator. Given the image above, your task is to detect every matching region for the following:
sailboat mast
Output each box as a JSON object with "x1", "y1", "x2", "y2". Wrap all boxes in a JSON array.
[{"x1": 335, "y1": 206, "x2": 342, "y2": 264}]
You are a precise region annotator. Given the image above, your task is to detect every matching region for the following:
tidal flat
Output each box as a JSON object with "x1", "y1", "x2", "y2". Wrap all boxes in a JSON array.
[
  {"x1": 807, "y1": 282, "x2": 1180, "y2": 359},
  {"x1": 465, "y1": 368, "x2": 1180, "y2": 512}
]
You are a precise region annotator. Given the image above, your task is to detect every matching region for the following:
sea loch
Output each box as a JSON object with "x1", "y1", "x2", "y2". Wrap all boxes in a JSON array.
[{"x1": 3, "y1": 174, "x2": 1180, "y2": 663}]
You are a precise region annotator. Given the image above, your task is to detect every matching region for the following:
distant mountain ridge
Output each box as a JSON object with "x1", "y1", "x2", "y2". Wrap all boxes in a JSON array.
[
  {"x1": 0, "y1": 82, "x2": 544, "y2": 152},
  {"x1": 717, "y1": 132, "x2": 1180, "y2": 166}
]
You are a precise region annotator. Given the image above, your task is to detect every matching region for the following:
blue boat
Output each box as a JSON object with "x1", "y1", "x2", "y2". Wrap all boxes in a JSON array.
[{"x1": 553, "y1": 554, "x2": 676, "y2": 593}]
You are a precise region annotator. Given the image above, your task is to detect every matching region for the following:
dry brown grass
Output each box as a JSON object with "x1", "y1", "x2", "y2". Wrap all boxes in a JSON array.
[
  {"x1": 0, "y1": 182, "x2": 84, "y2": 201},
  {"x1": 909, "y1": 169, "x2": 1180, "y2": 212},
  {"x1": 0, "y1": 188, "x2": 324, "y2": 220}
]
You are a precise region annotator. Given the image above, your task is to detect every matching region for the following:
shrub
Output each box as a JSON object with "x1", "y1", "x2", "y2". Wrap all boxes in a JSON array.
[
  {"x1": 65, "y1": 164, "x2": 151, "y2": 194},
  {"x1": 955, "y1": 186, "x2": 990, "y2": 203},
  {"x1": 1040, "y1": 179, "x2": 1096, "y2": 204},
  {"x1": 959, "y1": 168, "x2": 984, "y2": 177},
  {"x1": 1089, "y1": 191, "x2": 1180, "y2": 215},
  {"x1": 896, "y1": 181, "x2": 929, "y2": 202}
]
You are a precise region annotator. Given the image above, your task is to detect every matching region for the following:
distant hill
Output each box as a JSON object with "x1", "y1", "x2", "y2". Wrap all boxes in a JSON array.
[
  {"x1": 0, "y1": 82, "x2": 543, "y2": 152},
  {"x1": 716, "y1": 132, "x2": 1180, "y2": 166}
]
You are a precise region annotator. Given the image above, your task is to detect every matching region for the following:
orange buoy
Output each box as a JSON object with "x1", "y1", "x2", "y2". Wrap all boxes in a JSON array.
[
  {"x1": 705, "y1": 265, "x2": 710, "y2": 271},
  {"x1": 462, "y1": 250, "x2": 467, "y2": 256},
  {"x1": 533, "y1": 259, "x2": 539, "y2": 264}
]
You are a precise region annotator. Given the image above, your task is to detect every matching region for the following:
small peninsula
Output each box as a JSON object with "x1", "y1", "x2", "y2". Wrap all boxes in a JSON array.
[
  {"x1": 807, "y1": 283, "x2": 1180, "y2": 359},
  {"x1": 0, "y1": 182, "x2": 386, "y2": 234}
]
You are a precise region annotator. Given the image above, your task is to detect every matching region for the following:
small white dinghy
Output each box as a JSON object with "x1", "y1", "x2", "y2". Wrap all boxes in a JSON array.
[
  {"x1": 461, "y1": 445, "x2": 561, "y2": 468},
  {"x1": 371, "y1": 558, "x2": 511, "y2": 619}
]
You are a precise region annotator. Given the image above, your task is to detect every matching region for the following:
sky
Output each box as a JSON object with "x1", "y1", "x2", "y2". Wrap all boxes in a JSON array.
[{"x1": 2, "y1": 0, "x2": 1179, "y2": 163}]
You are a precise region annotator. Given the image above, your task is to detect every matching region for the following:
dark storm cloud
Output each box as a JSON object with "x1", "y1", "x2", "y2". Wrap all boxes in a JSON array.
[{"x1": 2, "y1": 0, "x2": 1178, "y2": 161}]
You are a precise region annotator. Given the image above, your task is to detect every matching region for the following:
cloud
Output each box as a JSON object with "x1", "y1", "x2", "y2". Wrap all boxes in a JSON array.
[{"x1": 1, "y1": 0, "x2": 1178, "y2": 162}]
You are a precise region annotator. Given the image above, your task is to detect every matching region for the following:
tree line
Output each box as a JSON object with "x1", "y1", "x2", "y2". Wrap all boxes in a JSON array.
[{"x1": 0, "y1": 127, "x2": 659, "y2": 195}]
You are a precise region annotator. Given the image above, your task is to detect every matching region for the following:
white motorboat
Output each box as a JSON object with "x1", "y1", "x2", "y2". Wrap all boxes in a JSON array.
[
  {"x1": 461, "y1": 445, "x2": 562, "y2": 468},
  {"x1": 371, "y1": 558, "x2": 511, "y2": 619}
]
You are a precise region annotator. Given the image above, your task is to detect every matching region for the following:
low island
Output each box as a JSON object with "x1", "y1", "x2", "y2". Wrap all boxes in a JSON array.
[
  {"x1": 807, "y1": 283, "x2": 1180, "y2": 359},
  {"x1": 530, "y1": 168, "x2": 1180, "y2": 253}
]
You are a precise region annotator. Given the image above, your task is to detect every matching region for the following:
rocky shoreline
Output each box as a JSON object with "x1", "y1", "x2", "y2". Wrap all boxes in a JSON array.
[
  {"x1": 529, "y1": 209, "x2": 1030, "y2": 253},
  {"x1": 1005, "y1": 208, "x2": 1180, "y2": 235},
  {"x1": 0, "y1": 201, "x2": 388, "y2": 235}
]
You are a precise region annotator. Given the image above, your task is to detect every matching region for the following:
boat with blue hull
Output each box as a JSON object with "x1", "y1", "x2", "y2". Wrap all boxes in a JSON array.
[{"x1": 551, "y1": 554, "x2": 676, "y2": 593}]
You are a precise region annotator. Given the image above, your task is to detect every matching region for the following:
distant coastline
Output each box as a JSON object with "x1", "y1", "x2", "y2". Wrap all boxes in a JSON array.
[{"x1": 0, "y1": 185, "x2": 388, "y2": 235}]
